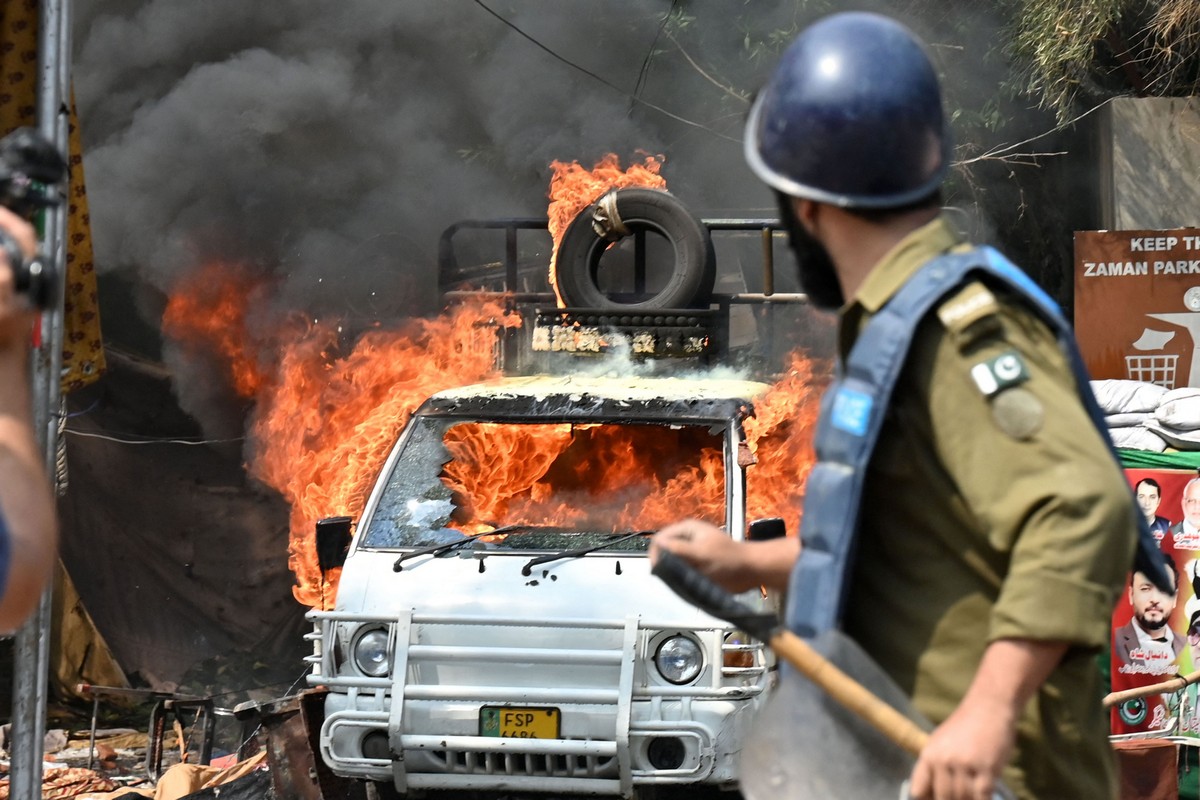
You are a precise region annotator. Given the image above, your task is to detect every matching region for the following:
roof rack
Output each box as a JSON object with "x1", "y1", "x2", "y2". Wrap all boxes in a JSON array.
[{"x1": 437, "y1": 212, "x2": 827, "y2": 378}]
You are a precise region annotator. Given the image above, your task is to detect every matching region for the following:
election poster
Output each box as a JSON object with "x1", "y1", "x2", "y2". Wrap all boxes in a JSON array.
[
  {"x1": 1112, "y1": 467, "x2": 1200, "y2": 736},
  {"x1": 1075, "y1": 229, "x2": 1200, "y2": 388}
]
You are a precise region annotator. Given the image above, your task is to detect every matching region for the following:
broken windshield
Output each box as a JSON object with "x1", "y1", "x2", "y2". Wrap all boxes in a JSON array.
[{"x1": 360, "y1": 417, "x2": 727, "y2": 552}]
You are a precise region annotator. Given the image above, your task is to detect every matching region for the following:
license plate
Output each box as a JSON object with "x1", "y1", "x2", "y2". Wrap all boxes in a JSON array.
[{"x1": 479, "y1": 705, "x2": 560, "y2": 739}]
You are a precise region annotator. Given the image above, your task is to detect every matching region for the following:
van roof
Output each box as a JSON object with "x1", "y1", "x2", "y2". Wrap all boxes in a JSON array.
[{"x1": 419, "y1": 374, "x2": 773, "y2": 422}]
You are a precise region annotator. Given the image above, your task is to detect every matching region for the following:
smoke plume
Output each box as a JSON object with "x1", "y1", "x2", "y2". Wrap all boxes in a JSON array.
[{"x1": 72, "y1": 0, "x2": 1040, "y2": 433}]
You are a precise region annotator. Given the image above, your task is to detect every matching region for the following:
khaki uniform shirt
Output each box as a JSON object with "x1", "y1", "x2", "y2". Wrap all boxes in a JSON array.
[{"x1": 838, "y1": 216, "x2": 1136, "y2": 800}]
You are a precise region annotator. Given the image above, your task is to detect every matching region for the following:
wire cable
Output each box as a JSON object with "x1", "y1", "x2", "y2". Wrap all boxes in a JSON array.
[
  {"x1": 64, "y1": 429, "x2": 245, "y2": 446},
  {"x1": 473, "y1": 0, "x2": 739, "y2": 143},
  {"x1": 631, "y1": 0, "x2": 678, "y2": 105}
]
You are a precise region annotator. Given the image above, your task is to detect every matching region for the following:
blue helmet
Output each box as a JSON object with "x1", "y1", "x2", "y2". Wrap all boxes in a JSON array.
[{"x1": 744, "y1": 12, "x2": 952, "y2": 209}]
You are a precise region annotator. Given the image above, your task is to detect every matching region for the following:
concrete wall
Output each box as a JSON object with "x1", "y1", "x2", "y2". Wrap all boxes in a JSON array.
[{"x1": 1102, "y1": 97, "x2": 1200, "y2": 230}]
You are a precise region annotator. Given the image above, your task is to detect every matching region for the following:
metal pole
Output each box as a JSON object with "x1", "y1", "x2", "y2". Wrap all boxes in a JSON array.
[{"x1": 11, "y1": 1, "x2": 70, "y2": 798}]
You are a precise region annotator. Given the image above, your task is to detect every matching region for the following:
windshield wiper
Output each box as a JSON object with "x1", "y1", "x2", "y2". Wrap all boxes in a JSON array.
[
  {"x1": 521, "y1": 530, "x2": 652, "y2": 576},
  {"x1": 393, "y1": 525, "x2": 556, "y2": 571}
]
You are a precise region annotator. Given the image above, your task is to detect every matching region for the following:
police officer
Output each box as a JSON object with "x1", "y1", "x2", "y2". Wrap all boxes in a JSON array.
[{"x1": 652, "y1": 12, "x2": 1157, "y2": 800}]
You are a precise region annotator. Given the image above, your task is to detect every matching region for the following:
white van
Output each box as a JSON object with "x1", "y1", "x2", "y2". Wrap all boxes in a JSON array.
[
  {"x1": 300, "y1": 190, "x2": 820, "y2": 799},
  {"x1": 303, "y1": 374, "x2": 781, "y2": 798}
]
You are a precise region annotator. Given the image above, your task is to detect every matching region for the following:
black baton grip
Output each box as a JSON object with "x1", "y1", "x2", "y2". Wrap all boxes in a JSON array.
[{"x1": 651, "y1": 549, "x2": 779, "y2": 642}]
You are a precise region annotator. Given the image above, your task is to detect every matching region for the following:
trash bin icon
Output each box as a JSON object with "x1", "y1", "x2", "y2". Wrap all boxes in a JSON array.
[{"x1": 1125, "y1": 354, "x2": 1178, "y2": 389}]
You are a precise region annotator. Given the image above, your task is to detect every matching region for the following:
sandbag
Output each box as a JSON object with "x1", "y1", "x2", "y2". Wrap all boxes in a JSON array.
[
  {"x1": 1144, "y1": 420, "x2": 1200, "y2": 451},
  {"x1": 1092, "y1": 379, "x2": 1169, "y2": 415},
  {"x1": 1109, "y1": 425, "x2": 1170, "y2": 452},
  {"x1": 1156, "y1": 387, "x2": 1200, "y2": 431},
  {"x1": 1106, "y1": 412, "x2": 1153, "y2": 428}
]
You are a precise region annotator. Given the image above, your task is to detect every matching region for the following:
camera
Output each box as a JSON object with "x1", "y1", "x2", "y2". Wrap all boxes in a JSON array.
[{"x1": 0, "y1": 127, "x2": 68, "y2": 309}]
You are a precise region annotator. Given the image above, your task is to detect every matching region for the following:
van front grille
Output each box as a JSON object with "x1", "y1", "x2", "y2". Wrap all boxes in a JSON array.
[{"x1": 429, "y1": 747, "x2": 617, "y2": 778}]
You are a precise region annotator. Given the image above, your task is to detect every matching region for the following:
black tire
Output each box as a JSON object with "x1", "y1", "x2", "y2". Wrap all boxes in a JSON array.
[{"x1": 555, "y1": 188, "x2": 716, "y2": 310}]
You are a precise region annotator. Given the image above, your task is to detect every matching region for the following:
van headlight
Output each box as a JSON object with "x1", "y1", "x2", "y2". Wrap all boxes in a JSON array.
[
  {"x1": 353, "y1": 628, "x2": 392, "y2": 677},
  {"x1": 654, "y1": 635, "x2": 703, "y2": 684}
]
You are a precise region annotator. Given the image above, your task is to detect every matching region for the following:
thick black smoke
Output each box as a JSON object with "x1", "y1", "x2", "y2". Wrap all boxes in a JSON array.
[
  {"x1": 72, "y1": 1, "x2": 808, "y2": 322},
  {"x1": 67, "y1": 1, "x2": 1089, "y2": 691},
  {"x1": 70, "y1": 0, "x2": 784, "y2": 434},
  {"x1": 72, "y1": 1, "x2": 1061, "y2": 431}
]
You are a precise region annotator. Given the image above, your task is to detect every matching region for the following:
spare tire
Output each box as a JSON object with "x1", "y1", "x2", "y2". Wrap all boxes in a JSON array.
[{"x1": 555, "y1": 188, "x2": 716, "y2": 310}]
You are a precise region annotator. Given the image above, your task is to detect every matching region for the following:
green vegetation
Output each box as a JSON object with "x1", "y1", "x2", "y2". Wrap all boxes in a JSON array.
[{"x1": 1006, "y1": 0, "x2": 1200, "y2": 117}]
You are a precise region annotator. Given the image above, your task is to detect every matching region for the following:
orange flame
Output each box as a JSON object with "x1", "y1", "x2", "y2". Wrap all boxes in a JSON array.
[
  {"x1": 161, "y1": 263, "x2": 273, "y2": 397},
  {"x1": 435, "y1": 357, "x2": 822, "y2": 542},
  {"x1": 252, "y1": 302, "x2": 519, "y2": 607},
  {"x1": 440, "y1": 422, "x2": 727, "y2": 534},
  {"x1": 546, "y1": 153, "x2": 666, "y2": 304},
  {"x1": 744, "y1": 351, "x2": 824, "y2": 537},
  {"x1": 163, "y1": 263, "x2": 519, "y2": 607},
  {"x1": 163, "y1": 266, "x2": 820, "y2": 606},
  {"x1": 160, "y1": 161, "x2": 823, "y2": 610}
]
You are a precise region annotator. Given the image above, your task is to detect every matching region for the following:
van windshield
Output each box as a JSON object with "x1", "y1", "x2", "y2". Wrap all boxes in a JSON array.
[{"x1": 360, "y1": 418, "x2": 727, "y2": 551}]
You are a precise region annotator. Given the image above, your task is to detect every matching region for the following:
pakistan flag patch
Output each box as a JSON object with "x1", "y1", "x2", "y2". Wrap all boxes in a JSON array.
[{"x1": 970, "y1": 351, "x2": 1029, "y2": 397}]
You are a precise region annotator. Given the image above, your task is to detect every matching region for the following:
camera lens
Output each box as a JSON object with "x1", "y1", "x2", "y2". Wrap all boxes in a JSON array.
[
  {"x1": 13, "y1": 255, "x2": 55, "y2": 310},
  {"x1": 0, "y1": 227, "x2": 57, "y2": 310}
]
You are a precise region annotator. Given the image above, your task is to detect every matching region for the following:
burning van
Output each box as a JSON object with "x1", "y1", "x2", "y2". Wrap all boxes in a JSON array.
[{"x1": 299, "y1": 170, "x2": 826, "y2": 799}]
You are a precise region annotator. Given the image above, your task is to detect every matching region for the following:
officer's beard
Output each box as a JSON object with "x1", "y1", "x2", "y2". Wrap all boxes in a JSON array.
[{"x1": 776, "y1": 191, "x2": 844, "y2": 311}]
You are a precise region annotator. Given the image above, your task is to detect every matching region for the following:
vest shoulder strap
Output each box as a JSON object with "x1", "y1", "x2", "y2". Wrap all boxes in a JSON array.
[{"x1": 785, "y1": 244, "x2": 1166, "y2": 637}]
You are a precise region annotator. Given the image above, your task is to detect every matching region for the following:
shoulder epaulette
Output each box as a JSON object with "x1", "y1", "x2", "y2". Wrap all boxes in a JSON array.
[{"x1": 936, "y1": 281, "x2": 1002, "y2": 350}]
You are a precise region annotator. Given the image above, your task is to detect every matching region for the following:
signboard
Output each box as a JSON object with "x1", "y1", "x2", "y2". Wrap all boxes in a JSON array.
[
  {"x1": 1112, "y1": 468, "x2": 1200, "y2": 737},
  {"x1": 1075, "y1": 229, "x2": 1200, "y2": 388}
]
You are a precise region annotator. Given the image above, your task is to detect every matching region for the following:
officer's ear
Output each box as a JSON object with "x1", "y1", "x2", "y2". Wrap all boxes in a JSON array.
[{"x1": 793, "y1": 197, "x2": 820, "y2": 235}]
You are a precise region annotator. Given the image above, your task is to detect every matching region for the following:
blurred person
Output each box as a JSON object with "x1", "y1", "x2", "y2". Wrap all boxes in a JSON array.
[
  {"x1": 0, "y1": 205, "x2": 57, "y2": 632},
  {"x1": 652, "y1": 11, "x2": 1166, "y2": 800}
]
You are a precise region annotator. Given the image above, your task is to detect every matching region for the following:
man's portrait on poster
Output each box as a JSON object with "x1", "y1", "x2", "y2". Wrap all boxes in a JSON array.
[
  {"x1": 1170, "y1": 477, "x2": 1200, "y2": 550},
  {"x1": 1115, "y1": 552, "x2": 1182, "y2": 675}
]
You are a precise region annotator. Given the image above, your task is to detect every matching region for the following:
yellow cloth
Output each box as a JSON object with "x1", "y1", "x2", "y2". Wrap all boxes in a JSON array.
[
  {"x1": 0, "y1": 0, "x2": 105, "y2": 392},
  {"x1": 151, "y1": 751, "x2": 268, "y2": 800},
  {"x1": 0, "y1": 767, "x2": 116, "y2": 799},
  {"x1": 52, "y1": 560, "x2": 129, "y2": 699}
]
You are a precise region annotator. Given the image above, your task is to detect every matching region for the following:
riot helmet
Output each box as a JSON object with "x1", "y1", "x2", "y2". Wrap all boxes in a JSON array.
[{"x1": 744, "y1": 12, "x2": 952, "y2": 209}]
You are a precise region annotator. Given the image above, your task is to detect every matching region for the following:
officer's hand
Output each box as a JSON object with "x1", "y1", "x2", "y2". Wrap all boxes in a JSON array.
[
  {"x1": 0, "y1": 207, "x2": 37, "y2": 350},
  {"x1": 908, "y1": 698, "x2": 1016, "y2": 800},
  {"x1": 651, "y1": 520, "x2": 760, "y2": 594}
]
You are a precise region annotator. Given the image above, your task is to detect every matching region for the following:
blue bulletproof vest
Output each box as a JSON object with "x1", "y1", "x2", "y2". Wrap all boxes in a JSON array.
[{"x1": 784, "y1": 245, "x2": 1167, "y2": 637}]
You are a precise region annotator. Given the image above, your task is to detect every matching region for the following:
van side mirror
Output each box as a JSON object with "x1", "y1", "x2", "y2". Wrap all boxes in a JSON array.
[
  {"x1": 316, "y1": 516, "x2": 354, "y2": 574},
  {"x1": 747, "y1": 517, "x2": 786, "y2": 542}
]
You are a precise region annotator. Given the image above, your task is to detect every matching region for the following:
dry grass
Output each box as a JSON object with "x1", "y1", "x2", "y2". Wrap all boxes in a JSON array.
[
  {"x1": 1145, "y1": 0, "x2": 1200, "y2": 94},
  {"x1": 1007, "y1": 0, "x2": 1200, "y2": 115},
  {"x1": 1009, "y1": 0, "x2": 1129, "y2": 115}
]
